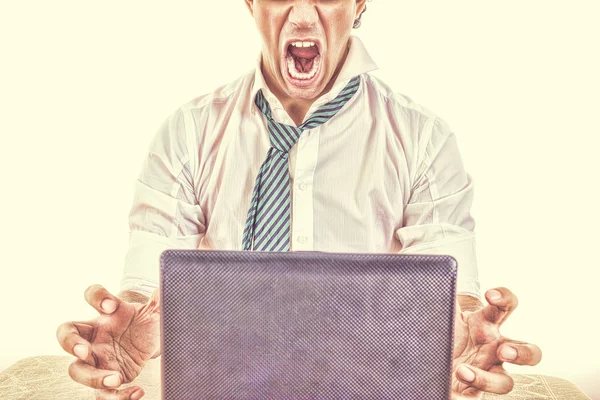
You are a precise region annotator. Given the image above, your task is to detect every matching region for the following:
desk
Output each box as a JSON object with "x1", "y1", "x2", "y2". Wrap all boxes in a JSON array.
[{"x1": 0, "y1": 356, "x2": 590, "y2": 399}]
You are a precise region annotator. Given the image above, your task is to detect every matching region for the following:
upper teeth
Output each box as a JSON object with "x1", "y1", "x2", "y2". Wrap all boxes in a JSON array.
[{"x1": 291, "y1": 41, "x2": 316, "y2": 48}]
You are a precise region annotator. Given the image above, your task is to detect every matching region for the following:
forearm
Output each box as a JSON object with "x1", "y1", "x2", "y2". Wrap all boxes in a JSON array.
[
  {"x1": 118, "y1": 290, "x2": 150, "y2": 304},
  {"x1": 458, "y1": 294, "x2": 483, "y2": 312}
]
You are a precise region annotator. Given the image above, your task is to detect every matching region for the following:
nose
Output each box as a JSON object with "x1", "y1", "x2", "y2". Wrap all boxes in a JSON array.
[{"x1": 288, "y1": 0, "x2": 318, "y2": 29}]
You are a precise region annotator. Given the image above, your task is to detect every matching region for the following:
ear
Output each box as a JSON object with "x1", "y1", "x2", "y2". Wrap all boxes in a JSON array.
[
  {"x1": 244, "y1": 0, "x2": 254, "y2": 17},
  {"x1": 355, "y1": 0, "x2": 367, "y2": 19}
]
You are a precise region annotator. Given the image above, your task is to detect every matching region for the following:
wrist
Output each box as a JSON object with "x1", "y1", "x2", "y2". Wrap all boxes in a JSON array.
[
  {"x1": 118, "y1": 290, "x2": 150, "y2": 304},
  {"x1": 457, "y1": 294, "x2": 483, "y2": 313}
]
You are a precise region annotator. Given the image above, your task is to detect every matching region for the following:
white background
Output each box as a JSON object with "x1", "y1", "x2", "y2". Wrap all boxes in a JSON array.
[{"x1": 1, "y1": 0, "x2": 599, "y2": 398}]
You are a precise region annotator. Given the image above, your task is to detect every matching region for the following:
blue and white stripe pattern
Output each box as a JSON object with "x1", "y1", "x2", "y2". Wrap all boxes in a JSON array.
[{"x1": 242, "y1": 76, "x2": 361, "y2": 251}]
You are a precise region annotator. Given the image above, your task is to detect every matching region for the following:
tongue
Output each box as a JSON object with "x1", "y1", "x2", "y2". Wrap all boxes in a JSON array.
[
  {"x1": 289, "y1": 45, "x2": 319, "y2": 59},
  {"x1": 289, "y1": 45, "x2": 318, "y2": 73}
]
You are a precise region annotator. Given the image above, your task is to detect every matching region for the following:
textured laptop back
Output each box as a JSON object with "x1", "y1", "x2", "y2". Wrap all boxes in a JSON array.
[{"x1": 160, "y1": 250, "x2": 457, "y2": 400}]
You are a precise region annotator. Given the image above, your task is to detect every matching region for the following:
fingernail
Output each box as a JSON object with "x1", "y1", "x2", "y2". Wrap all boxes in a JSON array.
[
  {"x1": 131, "y1": 389, "x2": 144, "y2": 400},
  {"x1": 103, "y1": 374, "x2": 120, "y2": 388},
  {"x1": 501, "y1": 345, "x2": 518, "y2": 361},
  {"x1": 73, "y1": 344, "x2": 87, "y2": 359},
  {"x1": 488, "y1": 289, "x2": 502, "y2": 301},
  {"x1": 101, "y1": 299, "x2": 118, "y2": 314},
  {"x1": 458, "y1": 365, "x2": 476, "y2": 383}
]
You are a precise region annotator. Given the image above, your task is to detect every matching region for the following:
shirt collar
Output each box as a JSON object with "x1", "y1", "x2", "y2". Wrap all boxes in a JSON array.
[{"x1": 250, "y1": 35, "x2": 378, "y2": 115}]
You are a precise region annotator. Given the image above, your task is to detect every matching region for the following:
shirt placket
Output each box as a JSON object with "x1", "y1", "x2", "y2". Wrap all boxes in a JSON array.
[{"x1": 290, "y1": 129, "x2": 319, "y2": 251}]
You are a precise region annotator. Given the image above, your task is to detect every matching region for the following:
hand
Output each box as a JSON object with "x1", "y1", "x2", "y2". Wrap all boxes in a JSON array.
[
  {"x1": 451, "y1": 288, "x2": 542, "y2": 399},
  {"x1": 56, "y1": 285, "x2": 161, "y2": 399}
]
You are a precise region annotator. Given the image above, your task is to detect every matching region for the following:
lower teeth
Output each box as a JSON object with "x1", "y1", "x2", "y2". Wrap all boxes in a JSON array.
[{"x1": 287, "y1": 55, "x2": 320, "y2": 80}]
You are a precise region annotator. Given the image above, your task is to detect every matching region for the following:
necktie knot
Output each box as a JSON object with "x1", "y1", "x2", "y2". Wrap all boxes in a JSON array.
[
  {"x1": 255, "y1": 91, "x2": 303, "y2": 154},
  {"x1": 267, "y1": 120, "x2": 302, "y2": 154}
]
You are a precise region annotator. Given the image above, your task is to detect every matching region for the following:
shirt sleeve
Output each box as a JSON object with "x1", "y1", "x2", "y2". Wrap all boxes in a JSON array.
[
  {"x1": 396, "y1": 116, "x2": 481, "y2": 299},
  {"x1": 120, "y1": 109, "x2": 206, "y2": 298}
]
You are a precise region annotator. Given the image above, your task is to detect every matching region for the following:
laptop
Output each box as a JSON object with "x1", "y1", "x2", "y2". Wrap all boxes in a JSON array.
[{"x1": 160, "y1": 250, "x2": 457, "y2": 399}]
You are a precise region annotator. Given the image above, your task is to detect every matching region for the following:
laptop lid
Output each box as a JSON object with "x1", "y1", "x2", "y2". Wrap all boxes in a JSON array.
[{"x1": 160, "y1": 250, "x2": 457, "y2": 399}]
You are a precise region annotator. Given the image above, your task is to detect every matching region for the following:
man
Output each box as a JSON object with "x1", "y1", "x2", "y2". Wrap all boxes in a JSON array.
[{"x1": 57, "y1": 1, "x2": 542, "y2": 399}]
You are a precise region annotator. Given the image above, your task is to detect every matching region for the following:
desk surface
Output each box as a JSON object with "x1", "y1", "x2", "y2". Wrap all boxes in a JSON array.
[{"x1": 0, "y1": 356, "x2": 591, "y2": 399}]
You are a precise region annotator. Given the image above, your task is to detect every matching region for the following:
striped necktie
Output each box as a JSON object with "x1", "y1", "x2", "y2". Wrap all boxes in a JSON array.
[{"x1": 242, "y1": 76, "x2": 361, "y2": 251}]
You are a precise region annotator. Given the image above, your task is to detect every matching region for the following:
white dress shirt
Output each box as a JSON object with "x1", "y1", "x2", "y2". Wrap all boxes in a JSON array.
[{"x1": 121, "y1": 36, "x2": 481, "y2": 299}]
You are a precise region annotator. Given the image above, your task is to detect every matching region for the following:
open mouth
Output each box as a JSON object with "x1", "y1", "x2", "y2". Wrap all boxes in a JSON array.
[{"x1": 285, "y1": 40, "x2": 321, "y2": 83}]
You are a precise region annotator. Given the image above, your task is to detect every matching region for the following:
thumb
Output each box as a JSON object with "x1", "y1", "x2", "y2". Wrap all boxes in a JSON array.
[
  {"x1": 142, "y1": 288, "x2": 161, "y2": 316},
  {"x1": 149, "y1": 288, "x2": 160, "y2": 304}
]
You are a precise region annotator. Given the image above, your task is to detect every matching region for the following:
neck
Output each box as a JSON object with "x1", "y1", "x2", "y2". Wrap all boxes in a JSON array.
[{"x1": 264, "y1": 44, "x2": 350, "y2": 127}]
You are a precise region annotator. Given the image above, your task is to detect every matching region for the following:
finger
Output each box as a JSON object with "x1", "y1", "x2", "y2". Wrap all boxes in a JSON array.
[
  {"x1": 95, "y1": 387, "x2": 145, "y2": 400},
  {"x1": 85, "y1": 284, "x2": 121, "y2": 315},
  {"x1": 57, "y1": 321, "x2": 95, "y2": 343},
  {"x1": 56, "y1": 322, "x2": 96, "y2": 364},
  {"x1": 498, "y1": 340, "x2": 543, "y2": 366},
  {"x1": 483, "y1": 287, "x2": 518, "y2": 325},
  {"x1": 456, "y1": 364, "x2": 514, "y2": 395},
  {"x1": 68, "y1": 359, "x2": 123, "y2": 389}
]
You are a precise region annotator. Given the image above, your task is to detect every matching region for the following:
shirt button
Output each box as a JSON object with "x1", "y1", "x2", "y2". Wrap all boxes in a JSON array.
[
  {"x1": 298, "y1": 182, "x2": 308, "y2": 191},
  {"x1": 297, "y1": 236, "x2": 308, "y2": 244}
]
